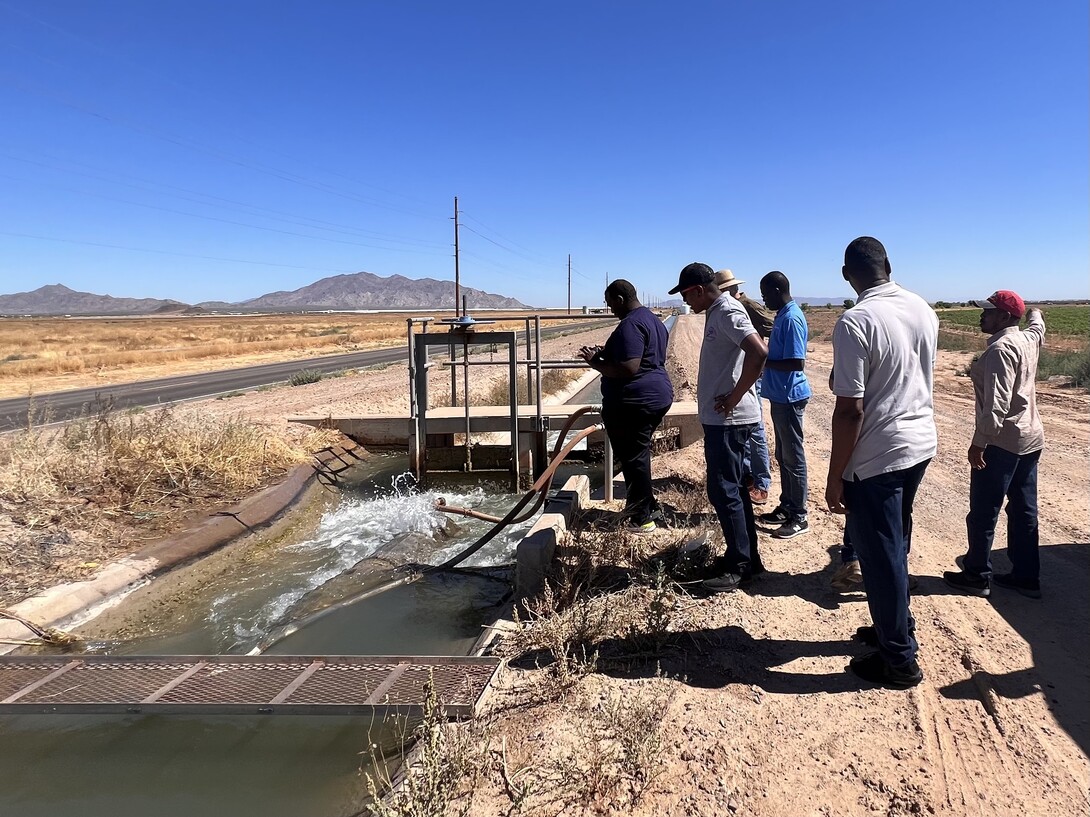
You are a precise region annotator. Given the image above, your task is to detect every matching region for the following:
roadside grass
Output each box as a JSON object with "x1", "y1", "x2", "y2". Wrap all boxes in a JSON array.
[
  {"x1": 0, "y1": 314, "x2": 577, "y2": 386},
  {"x1": 0, "y1": 403, "x2": 337, "y2": 606}
]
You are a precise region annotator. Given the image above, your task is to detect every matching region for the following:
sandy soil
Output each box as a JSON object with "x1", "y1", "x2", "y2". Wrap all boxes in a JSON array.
[
  {"x1": 459, "y1": 314, "x2": 1090, "y2": 817},
  {"x1": 8, "y1": 312, "x2": 1088, "y2": 816}
]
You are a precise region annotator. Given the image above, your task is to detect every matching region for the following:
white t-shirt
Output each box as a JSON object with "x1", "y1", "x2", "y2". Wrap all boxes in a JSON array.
[
  {"x1": 831, "y1": 281, "x2": 938, "y2": 480},
  {"x1": 698, "y1": 293, "x2": 762, "y2": 426}
]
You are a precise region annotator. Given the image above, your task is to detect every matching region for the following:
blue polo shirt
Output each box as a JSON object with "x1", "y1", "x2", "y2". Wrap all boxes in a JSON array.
[
  {"x1": 598, "y1": 306, "x2": 674, "y2": 411},
  {"x1": 761, "y1": 300, "x2": 812, "y2": 404}
]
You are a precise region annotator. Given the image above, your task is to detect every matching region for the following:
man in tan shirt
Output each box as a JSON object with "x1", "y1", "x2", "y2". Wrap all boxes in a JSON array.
[{"x1": 944, "y1": 290, "x2": 1046, "y2": 599}]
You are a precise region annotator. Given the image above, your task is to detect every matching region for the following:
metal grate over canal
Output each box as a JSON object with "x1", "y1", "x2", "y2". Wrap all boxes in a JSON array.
[{"x1": 0, "y1": 654, "x2": 500, "y2": 716}]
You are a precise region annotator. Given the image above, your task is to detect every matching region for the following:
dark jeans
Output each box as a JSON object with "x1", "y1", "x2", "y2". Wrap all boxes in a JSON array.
[
  {"x1": 964, "y1": 446, "x2": 1041, "y2": 581},
  {"x1": 844, "y1": 459, "x2": 930, "y2": 668},
  {"x1": 703, "y1": 423, "x2": 760, "y2": 574},
  {"x1": 769, "y1": 399, "x2": 808, "y2": 519},
  {"x1": 601, "y1": 402, "x2": 670, "y2": 523}
]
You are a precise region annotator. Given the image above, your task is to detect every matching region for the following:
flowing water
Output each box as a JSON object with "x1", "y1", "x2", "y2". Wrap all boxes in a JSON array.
[{"x1": 0, "y1": 454, "x2": 536, "y2": 817}]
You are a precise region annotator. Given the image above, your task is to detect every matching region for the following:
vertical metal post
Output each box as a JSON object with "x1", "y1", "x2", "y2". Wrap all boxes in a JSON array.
[
  {"x1": 453, "y1": 196, "x2": 460, "y2": 317},
  {"x1": 407, "y1": 318, "x2": 416, "y2": 422},
  {"x1": 534, "y1": 316, "x2": 543, "y2": 420},
  {"x1": 604, "y1": 434, "x2": 614, "y2": 502},
  {"x1": 524, "y1": 318, "x2": 533, "y2": 405},
  {"x1": 463, "y1": 333, "x2": 472, "y2": 471},
  {"x1": 412, "y1": 339, "x2": 430, "y2": 482},
  {"x1": 507, "y1": 334, "x2": 520, "y2": 490}
]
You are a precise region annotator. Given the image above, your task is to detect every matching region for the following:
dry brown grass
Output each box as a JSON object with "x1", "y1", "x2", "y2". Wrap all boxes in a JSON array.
[
  {"x1": 0, "y1": 313, "x2": 591, "y2": 398},
  {"x1": 502, "y1": 526, "x2": 692, "y2": 694},
  {"x1": 0, "y1": 403, "x2": 338, "y2": 606}
]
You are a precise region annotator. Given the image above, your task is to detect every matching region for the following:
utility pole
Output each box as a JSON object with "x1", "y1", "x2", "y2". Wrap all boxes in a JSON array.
[
  {"x1": 567, "y1": 254, "x2": 571, "y2": 314},
  {"x1": 453, "y1": 196, "x2": 461, "y2": 317}
]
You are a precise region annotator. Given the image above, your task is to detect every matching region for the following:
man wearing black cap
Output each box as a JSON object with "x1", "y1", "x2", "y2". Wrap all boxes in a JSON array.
[
  {"x1": 944, "y1": 291, "x2": 1046, "y2": 599},
  {"x1": 669, "y1": 262, "x2": 768, "y2": 592}
]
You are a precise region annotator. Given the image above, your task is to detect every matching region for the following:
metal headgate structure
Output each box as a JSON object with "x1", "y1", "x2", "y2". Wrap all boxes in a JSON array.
[{"x1": 0, "y1": 654, "x2": 500, "y2": 717}]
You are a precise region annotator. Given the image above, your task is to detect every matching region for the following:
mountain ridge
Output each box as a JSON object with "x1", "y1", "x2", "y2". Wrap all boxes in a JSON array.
[{"x1": 0, "y1": 272, "x2": 530, "y2": 315}]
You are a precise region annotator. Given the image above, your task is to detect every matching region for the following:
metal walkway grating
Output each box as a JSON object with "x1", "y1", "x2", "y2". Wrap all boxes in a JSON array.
[{"x1": 0, "y1": 655, "x2": 501, "y2": 716}]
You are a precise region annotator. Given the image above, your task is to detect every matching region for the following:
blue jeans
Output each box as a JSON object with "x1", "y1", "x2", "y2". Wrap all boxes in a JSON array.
[
  {"x1": 703, "y1": 423, "x2": 761, "y2": 574},
  {"x1": 745, "y1": 382, "x2": 772, "y2": 492},
  {"x1": 769, "y1": 399, "x2": 808, "y2": 519},
  {"x1": 844, "y1": 459, "x2": 930, "y2": 668},
  {"x1": 964, "y1": 446, "x2": 1041, "y2": 581}
]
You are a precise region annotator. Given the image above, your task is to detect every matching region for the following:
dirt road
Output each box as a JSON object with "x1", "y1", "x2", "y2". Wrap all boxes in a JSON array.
[{"x1": 464, "y1": 322, "x2": 1090, "y2": 816}]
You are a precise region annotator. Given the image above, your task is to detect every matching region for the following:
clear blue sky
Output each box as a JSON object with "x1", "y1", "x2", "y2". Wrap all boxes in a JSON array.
[{"x1": 1, "y1": 1, "x2": 1086, "y2": 307}]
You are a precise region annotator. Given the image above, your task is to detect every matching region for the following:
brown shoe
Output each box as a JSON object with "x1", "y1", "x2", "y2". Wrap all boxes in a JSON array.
[{"x1": 748, "y1": 487, "x2": 769, "y2": 505}]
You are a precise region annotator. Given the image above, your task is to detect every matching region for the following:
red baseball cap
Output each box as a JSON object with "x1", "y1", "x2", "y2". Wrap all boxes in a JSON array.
[{"x1": 974, "y1": 290, "x2": 1025, "y2": 319}]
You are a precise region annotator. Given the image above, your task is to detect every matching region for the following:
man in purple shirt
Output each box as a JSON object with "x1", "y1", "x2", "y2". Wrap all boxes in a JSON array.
[{"x1": 579, "y1": 279, "x2": 674, "y2": 532}]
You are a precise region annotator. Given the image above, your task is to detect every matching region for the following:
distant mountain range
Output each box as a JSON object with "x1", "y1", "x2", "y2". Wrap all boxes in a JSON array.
[{"x1": 0, "y1": 272, "x2": 530, "y2": 316}]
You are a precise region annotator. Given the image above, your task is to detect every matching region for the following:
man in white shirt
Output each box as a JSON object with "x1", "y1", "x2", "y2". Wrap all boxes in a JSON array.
[
  {"x1": 669, "y1": 262, "x2": 768, "y2": 593},
  {"x1": 944, "y1": 291, "x2": 1046, "y2": 599},
  {"x1": 826, "y1": 237, "x2": 938, "y2": 690}
]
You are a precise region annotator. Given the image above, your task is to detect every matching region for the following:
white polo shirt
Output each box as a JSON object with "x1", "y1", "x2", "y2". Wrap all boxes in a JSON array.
[
  {"x1": 698, "y1": 293, "x2": 762, "y2": 426},
  {"x1": 831, "y1": 281, "x2": 938, "y2": 480}
]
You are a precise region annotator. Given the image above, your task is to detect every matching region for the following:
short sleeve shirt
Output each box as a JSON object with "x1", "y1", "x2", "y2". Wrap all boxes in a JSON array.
[
  {"x1": 599, "y1": 306, "x2": 674, "y2": 411},
  {"x1": 698, "y1": 294, "x2": 761, "y2": 426},
  {"x1": 831, "y1": 282, "x2": 938, "y2": 480},
  {"x1": 761, "y1": 300, "x2": 812, "y2": 403}
]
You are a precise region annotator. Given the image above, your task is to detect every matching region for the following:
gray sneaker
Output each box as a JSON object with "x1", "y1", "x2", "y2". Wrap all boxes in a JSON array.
[{"x1": 772, "y1": 518, "x2": 809, "y2": 539}]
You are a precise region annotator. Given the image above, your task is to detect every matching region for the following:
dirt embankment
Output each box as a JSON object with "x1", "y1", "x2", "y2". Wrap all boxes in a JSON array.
[{"x1": 457, "y1": 320, "x2": 1090, "y2": 817}]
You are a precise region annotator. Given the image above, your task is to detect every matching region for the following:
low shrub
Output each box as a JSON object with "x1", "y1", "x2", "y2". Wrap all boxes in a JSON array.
[{"x1": 289, "y1": 368, "x2": 323, "y2": 386}]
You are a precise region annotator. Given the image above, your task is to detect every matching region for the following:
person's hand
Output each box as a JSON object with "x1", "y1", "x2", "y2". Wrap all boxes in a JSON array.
[
  {"x1": 714, "y1": 391, "x2": 740, "y2": 415},
  {"x1": 968, "y1": 444, "x2": 986, "y2": 470},
  {"x1": 577, "y1": 346, "x2": 597, "y2": 362},
  {"x1": 826, "y1": 474, "x2": 847, "y2": 514}
]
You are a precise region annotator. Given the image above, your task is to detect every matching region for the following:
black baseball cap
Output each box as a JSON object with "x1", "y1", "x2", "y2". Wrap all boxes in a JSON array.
[{"x1": 668, "y1": 262, "x2": 715, "y2": 295}]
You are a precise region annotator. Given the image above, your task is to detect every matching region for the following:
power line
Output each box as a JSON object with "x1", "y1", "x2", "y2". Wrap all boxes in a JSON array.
[
  {"x1": 0, "y1": 229, "x2": 365, "y2": 273},
  {"x1": 0, "y1": 171, "x2": 450, "y2": 256},
  {"x1": 0, "y1": 150, "x2": 450, "y2": 249}
]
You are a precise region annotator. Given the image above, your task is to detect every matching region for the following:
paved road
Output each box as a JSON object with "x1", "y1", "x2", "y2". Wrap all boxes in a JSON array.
[{"x1": 0, "y1": 319, "x2": 610, "y2": 430}]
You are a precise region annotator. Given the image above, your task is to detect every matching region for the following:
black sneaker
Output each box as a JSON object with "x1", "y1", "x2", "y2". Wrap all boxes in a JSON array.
[
  {"x1": 701, "y1": 572, "x2": 747, "y2": 593},
  {"x1": 757, "y1": 506, "x2": 790, "y2": 526},
  {"x1": 992, "y1": 572, "x2": 1042, "y2": 599},
  {"x1": 943, "y1": 570, "x2": 991, "y2": 597},
  {"x1": 848, "y1": 651, "x2": 923, "y2": 689},
  {"x1": 854, "y1": 624, "x2": 917, "y2": 649},
  {"x1": 772, "y1": 518, "x2": 809, "y2": 539}
]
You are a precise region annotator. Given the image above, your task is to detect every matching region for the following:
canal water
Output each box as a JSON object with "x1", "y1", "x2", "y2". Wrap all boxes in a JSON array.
[{"x1": 0, "y1": 455, "x2": 537, "y2": 817}]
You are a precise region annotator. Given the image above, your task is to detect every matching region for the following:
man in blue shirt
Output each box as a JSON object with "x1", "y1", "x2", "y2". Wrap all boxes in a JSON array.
[
  {"x1": 757, "y1": 271, "x2": 812, "y2": 539},
  {"x1": 578, "y1": 279, "x2": 674, "y2": 532}
]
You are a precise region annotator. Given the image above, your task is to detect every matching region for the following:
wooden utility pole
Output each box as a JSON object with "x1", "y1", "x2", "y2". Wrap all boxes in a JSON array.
[
  {"x1": 453, "y1": 196, "x2": 461, "y2": 317},
  {"x1": 567, "y1": 254, "x2": 571, "y2": 314}
]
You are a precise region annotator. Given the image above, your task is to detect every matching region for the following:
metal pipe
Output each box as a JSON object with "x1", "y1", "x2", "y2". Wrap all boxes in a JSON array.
[{"x1": 604, "y1": 435, "x2": 614, "y2": 502}]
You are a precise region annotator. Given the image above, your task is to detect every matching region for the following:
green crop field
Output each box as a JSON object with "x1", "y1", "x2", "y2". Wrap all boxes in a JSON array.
[{"x1": 935, "y1": 304, "x2": 1089, "y2": 338}]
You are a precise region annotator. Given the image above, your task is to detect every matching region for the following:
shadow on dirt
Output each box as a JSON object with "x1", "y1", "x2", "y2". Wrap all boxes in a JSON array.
[{"x1": 936, "y1": 541, "x2": 1090, "y2": 757}]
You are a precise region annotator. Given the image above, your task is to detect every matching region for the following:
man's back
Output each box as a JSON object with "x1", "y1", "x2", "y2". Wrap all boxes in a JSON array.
[{"x1": 832, "y1": 282, "x2": 938, "y2": 480}]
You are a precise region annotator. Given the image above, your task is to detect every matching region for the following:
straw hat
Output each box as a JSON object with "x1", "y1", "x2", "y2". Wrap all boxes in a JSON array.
[{"x1": 713, "y1": 269, "x2": 745, "y2": 291}]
